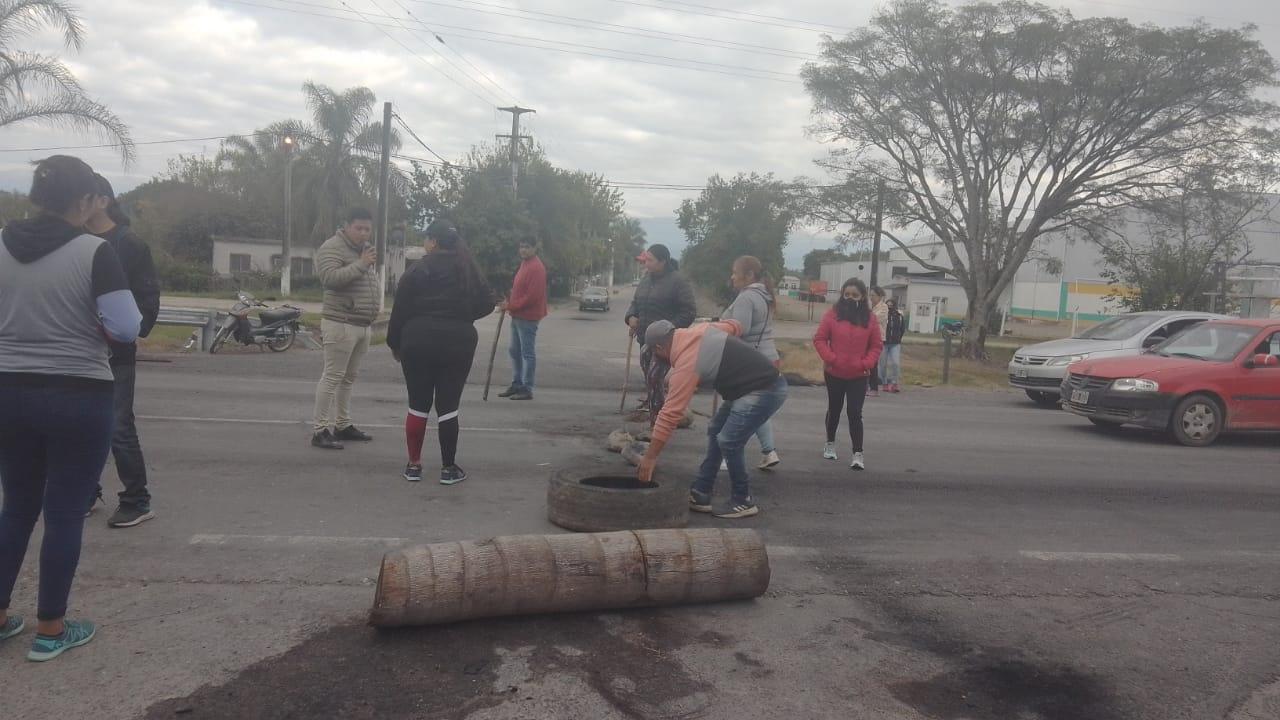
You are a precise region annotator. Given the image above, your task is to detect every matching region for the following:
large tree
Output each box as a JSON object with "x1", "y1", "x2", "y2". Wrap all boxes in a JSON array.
[
  {"x1": 677, "y1": 173, "x2": 795, "y2": 301},
  {"x1": 802, "y1": 0, "x2": 1279, "y2": 358},
  {"x1": 0, "y1": 0, "x2": 133, "y2": 162}
]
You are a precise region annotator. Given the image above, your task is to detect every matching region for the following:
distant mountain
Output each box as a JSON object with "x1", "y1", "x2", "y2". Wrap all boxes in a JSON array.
[{"x1": 634, "y1": 217, "x2": 840, "y2": 270}]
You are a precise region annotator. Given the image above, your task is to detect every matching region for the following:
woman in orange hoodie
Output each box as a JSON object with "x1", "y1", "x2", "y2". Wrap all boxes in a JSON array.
[{"x1": 813, "y1": 278, "x2": 883, "y2": 471}]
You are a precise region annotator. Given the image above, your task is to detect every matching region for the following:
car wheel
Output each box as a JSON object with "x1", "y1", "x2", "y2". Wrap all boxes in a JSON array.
[
  {"x1": 1026, "y1": 390, "x2": 1060, "y2": 407},
  {"x1": 1170, "y1": 394, "x2": 1222, "y2": 447}
]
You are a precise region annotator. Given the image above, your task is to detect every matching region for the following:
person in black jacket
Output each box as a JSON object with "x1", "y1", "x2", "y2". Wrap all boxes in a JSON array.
[
  {"x1": 387, "y1": 220, "x2": 495, "y2": 486},
  {"x1": 624, "y1": 244, "x2": 696, "y2": 418},
  {"x1": 86, "y1": 174, "x2": 160, "y2": 528},
  {"x1": 879, "y1": 298, "x2": 906, "y2": 393}
]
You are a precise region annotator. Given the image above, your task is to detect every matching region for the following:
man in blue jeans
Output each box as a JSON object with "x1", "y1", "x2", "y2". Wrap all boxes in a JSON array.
[
  {"x1": 498, "y1": 238, "x2": 547, "y2": 401},
  {"x1": 636, "y1": 319, "x2": 787, "y2": 519}
]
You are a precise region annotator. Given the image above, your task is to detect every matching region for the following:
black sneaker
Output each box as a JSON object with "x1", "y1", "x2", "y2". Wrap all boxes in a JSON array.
[
  {"x1": 497, "y1": 385, "x2": 519, "y2": 398},
  {"x1": 440, "y1": 465, "x2": 468, "y2": 486},
  {"x1": 509, "y1": 390, "x2": 533, "y2": 401},
  {"x1": 311, "y1": 429, "x2": 344, "y2": 450},
  {"x1": 714, "y1": 498, "x2": 759, "y2": 519},
  {"x1": 334, "y1": 425, "x2": 373, "y2": 442},
  {"x1": 108, "y1": 504, "x2": 156, "y2": 528},
  {"x1": 403, "y1": 464, "x2": 423, "y2": 482}
]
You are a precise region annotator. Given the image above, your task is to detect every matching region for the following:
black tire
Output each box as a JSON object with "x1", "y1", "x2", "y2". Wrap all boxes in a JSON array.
[
  {"x1": 209, "y1": 324, "x2": 232, "y2": 354},
  {"x1": 1088, "y1": 417, "x2": 1123, "y2": 431},
  {"x1": 267, "y1": 325, "x2": 296, "y2": 352},
  {"x1": 1026, "y1": 390, "x2": 1060, "y2": 407},
  {"x1": 1170, "y1": 393, "x2": 1223, "y2": 447},
  {"x1": 547, "y1": 468, "x2": 690, "y2": 532}
]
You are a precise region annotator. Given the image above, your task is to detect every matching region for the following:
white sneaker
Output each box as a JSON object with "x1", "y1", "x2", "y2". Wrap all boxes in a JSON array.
[
  {"x1": 823, "y1": 442, "x2": 837, "y2": 461},
  {"x1": 850, "y1": 452, "x2": 865, "y2": 471},
  {"x1": 758, "y1": 451, "x2": 781, "y2": 470},
  {"x1": 720, "y1": 460, "x2": 728, "y2": 471}
]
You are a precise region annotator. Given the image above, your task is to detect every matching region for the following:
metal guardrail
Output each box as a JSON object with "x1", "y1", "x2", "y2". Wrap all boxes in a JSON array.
[{"x1": 156, "y1": 307, "x2": 219, "y2": 352}]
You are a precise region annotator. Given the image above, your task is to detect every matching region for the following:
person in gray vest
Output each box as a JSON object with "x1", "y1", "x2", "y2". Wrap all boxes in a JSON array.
[
  {"x1": 0, "y1": 155, "x2": 141, "y2": 661},
  {"x1": 723, "y1": 255, "x2": 781, "y2": 470},
  {"x1": 312, "y1": 208, "x2": 380, "y2": 450}
]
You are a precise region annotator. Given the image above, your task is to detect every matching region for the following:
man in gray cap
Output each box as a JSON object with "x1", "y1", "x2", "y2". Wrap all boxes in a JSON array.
[{"x1": 637, "y1": 319, "x2": 788, "y2": 519}]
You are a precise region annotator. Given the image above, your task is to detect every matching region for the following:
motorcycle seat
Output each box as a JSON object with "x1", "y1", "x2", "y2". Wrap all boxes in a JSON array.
[{"x1": 259, "y1": 308, "x2": 298, "y2": 325}]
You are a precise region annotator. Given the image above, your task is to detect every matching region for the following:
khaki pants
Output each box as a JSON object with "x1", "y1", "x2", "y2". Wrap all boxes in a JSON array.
[{"x1": 313, "y1": 318, "x2": 371, "y2": 433}]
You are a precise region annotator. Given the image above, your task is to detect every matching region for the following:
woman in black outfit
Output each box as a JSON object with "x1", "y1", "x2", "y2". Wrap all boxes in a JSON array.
[{"x1": 387, "y1": 220, "x2": 495, "y2": 485}]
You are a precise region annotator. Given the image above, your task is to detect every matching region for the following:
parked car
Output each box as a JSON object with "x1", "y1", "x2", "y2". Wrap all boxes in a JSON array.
[
  {"x1": 579, "y1": 286, "x2": 610, "y2": 312},
  {"x1": 1009, "y1": 311, "x2": 1223, "y2": 406},
  {"x1": 1060, "y1": 319, "x2": 1280, "y2": 446}
]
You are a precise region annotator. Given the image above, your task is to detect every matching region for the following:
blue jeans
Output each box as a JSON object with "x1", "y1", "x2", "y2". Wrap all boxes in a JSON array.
[
  {"x1": 879, "y1": 344, "x2": 902, "y2": 385},
  {"x1": 508, "y1": 318, "x2": 539, "y2": 393},
  {"x1": 0, "y1": 383, "x2": 115, "y2": 621},
  {"x1": 692, "y1": 376, "x2": 788, "y2": 504},
  {"x1": 754, "y1": 420, "x2": 776, "y2": 454}
]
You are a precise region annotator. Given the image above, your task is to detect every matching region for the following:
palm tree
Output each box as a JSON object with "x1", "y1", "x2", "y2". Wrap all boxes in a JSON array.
[
  {"x1": 285, "y1": 82, "x2": 402, "y2": 243},
  {"x1": 0, "y1": 1, "x2": 133, "y2": 163}
]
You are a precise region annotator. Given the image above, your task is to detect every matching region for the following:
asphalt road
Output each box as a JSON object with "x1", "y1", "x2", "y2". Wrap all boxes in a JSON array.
[{"x1": 3, "y1": 289, "x2": 1278, "y2": 720}]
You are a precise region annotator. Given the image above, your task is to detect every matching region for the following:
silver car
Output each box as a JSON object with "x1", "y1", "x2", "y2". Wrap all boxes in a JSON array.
[{"x1": 1008, "y1": 311, "x2": 1225, "y2": 405}]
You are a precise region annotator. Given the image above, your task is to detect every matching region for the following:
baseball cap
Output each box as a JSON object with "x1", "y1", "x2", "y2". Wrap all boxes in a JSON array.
[{"x1": 643, "y1": 319, "x2": 676, "y2": 352}]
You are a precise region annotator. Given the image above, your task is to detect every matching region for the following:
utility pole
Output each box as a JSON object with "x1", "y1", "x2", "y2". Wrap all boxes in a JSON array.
[
  {"x1": 376, "y1": 101, "x2": 393, "y2": 313},
  {"x1": 869, "y1": 180, "x2": 885, "y2": 288},
  {"x1": 281, "y1": 135, "x2": 298, "y2": 297},
  {"x1": 496, "y1": 106, "x2": 535, "y2": 199}
]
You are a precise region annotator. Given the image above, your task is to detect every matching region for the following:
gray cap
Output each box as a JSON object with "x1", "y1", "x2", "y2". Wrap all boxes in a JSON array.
[{"x1": 643, "y1": 319, "x2": 676, "y2": 352}]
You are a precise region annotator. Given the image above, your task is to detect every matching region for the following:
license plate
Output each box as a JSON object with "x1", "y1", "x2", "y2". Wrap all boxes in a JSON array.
[
  {"x1": 1014, "y1": 368, "x2": 1028, "y2": 378},
  {"x1": 1070, "y1": 389, "x2": 1090, "y2": 404}
]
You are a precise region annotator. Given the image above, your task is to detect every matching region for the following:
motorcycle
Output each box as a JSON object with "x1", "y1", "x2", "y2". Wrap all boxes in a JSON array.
[
  {"x1": 208, "y1": 290, "x2": 303, "y2": 354},
  {"x1": 940, "y1": 319, "x2": 966, "y2": 338}
]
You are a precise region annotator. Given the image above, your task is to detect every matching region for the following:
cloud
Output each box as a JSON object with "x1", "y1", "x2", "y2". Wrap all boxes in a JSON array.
[{"x1": 0, "y1": 0, "x2": 1275, "y2": 223}]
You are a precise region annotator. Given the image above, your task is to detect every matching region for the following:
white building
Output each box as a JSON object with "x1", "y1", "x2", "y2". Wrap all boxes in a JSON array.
[{"x1": 212, "y1": 235, "x2": 410, "y2": 288}]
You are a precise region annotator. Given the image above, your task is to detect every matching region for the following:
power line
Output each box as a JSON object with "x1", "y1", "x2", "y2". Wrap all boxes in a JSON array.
[
  {"x1": 600, "y1": 0, "x2": 837, "y2": 34},
  {"x1": 221, "y1": 0, "x2": 802, "y2": 84},
  {"x1": 403, "y1": 0, "x2": 820, "y2": 60},
  {"x1": 393, "y1": 113, "x2": 451, "y2": 164},
  {"x1": 355, "y1": 0, "x2": 506, "y2": 107},
  {"x1": 389, "y1": 0, "x2": 520, "y2": 104},
  {"x1": 637, "y1": 0, "x2": 853, "y2": 33},
  {"x1": 0, "y1": 134, "x2": 247, "y2": 153}
]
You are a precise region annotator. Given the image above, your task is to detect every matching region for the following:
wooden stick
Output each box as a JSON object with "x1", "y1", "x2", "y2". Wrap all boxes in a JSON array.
[
  {"x1": 482, "y1": 309, "x2": 507, "y2": 402},
  {"x1": 619, "y1": 337, "x2": 635, "y2": 414}
]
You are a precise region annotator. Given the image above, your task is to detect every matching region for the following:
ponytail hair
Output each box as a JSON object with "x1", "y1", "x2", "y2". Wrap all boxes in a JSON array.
[
  {"x1": 733, "y1": 255, "x2": 776, "y2": 306},
  {"x1": 93, "y1": 173, "x2": 131, "y2": 227}
]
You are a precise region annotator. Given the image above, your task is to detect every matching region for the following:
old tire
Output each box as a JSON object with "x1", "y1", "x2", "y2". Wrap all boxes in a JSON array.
[
  {"x1": 1170, "y1": 393, "x2": 1223, "y2": 447},
  {"x1": 547, "y1": 468, "x2": 690, "y2": 532}
]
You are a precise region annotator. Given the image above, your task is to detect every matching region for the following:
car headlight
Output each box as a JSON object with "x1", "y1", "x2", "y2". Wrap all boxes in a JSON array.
[
  {"x1": 1111, "y1": 378, "x2": 1159, "y2": 392},
  {"x1": 1047, "y1": 353, "x2": 1089, "y2": 366}
]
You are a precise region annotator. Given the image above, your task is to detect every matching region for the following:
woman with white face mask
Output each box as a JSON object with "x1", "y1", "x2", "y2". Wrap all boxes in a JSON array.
[{"x1": 812, "y1": 278, "x2": 883, "y2": 471}]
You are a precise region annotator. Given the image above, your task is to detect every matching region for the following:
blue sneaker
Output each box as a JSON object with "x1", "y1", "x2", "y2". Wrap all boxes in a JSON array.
[
  {"x1": 27, "y1": 619, "x2": 95, "y2": 662},
  {"x1": 1, "y1": 615, "x2": 24, "y2": 640},
  {"x1": 440, "y1": 465, "x2": 468, "y2": 486}
]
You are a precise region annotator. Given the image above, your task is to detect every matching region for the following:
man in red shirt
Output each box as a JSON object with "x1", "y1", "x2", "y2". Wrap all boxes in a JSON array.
[{"x1": 498, "y1": 237, "x2": 548, "y2": 401}]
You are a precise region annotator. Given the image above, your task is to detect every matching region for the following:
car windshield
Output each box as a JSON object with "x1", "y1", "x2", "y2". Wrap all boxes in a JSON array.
[
  {"x1": 1076, "y1": 314, "x2": 1159, "y2": 341},
  {"x1": 584, "y1": 288, "x2": 606, "y2": 297},
  {"x1": 1152, "y1": 324, "x2": 1259, "y2": 362}
]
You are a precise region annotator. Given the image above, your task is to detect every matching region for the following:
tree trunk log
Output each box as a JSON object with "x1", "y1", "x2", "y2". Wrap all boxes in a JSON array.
[{"x1": 369, "y1": 528, "x2": 770, "y2": 627}]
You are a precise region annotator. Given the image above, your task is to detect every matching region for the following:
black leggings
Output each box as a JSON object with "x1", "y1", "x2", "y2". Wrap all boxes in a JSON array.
[
  {"x1": 400, "y1": 318, "x2": 478, "y2": 467},
  {"x1": 825, "y1": 373, "x2": 868, "y2": 452}
]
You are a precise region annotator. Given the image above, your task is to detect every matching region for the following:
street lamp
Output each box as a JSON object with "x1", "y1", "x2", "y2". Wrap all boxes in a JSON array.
[{"x1": 281, "y1": 135, "x2": 299, "y2": 297}]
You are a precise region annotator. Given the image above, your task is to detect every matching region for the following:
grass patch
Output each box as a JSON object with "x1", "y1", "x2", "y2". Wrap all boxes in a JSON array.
[
  {"x1": 139, "y1": 325, "x2": 200, "y2": 353},
  {"x1": 777, "y1": 338, "x2": 1014, "y2": 389}
]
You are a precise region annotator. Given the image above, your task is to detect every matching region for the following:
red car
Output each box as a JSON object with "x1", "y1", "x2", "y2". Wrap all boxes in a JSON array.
[{"x1": 1060, "y1": 319, "x2": 1280, "y2": 446}]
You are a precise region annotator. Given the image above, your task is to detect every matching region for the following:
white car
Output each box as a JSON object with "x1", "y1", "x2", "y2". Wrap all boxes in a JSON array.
[{"x1": 1008, "y1": 311, "x2": 1225, "y2": 406}]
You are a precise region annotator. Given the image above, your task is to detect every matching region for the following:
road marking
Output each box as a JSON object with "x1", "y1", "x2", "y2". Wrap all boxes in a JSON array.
[
  {"x1": 139, "y1": 415, "x2": 531, "y2": 433},
  {"x1": 1020, "y1": 551, "x2": 1183, "y2": 562},
  {"x1": 768, "y1": 545, "x2": 824, "y2": 559},
  {"x1": 190, "y1": 534, "x2": 408, "y2": 547}
]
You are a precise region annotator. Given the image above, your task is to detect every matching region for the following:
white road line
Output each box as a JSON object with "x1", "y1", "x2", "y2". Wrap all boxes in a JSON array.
[
  {"x1": 138, "y1": 415, "x2": 531, "y2": 433},
  {"x1": 768, "y1": 545, "x2": 824, "y2": 559},
  {"x1": 1020, "y1": 551, "x2": 1183, "y2": 562},
  {"x1": 190, "y1": 534, "x2": 408, "y2": 547}
]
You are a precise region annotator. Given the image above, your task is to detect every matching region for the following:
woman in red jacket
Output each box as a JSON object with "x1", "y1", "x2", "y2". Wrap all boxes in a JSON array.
[{"x1": 813, "y1": 278, "x2": 883, "y2": 470}]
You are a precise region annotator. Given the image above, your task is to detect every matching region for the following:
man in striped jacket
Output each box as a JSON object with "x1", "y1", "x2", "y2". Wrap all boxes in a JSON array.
[{"x1": 636, "y1": 319, "x2": 788, "y2": 519}]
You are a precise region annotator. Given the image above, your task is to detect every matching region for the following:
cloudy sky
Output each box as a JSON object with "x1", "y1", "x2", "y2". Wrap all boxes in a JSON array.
[{"x1": 1, "y1": 0, "x2": 1278, "y2": 265}]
